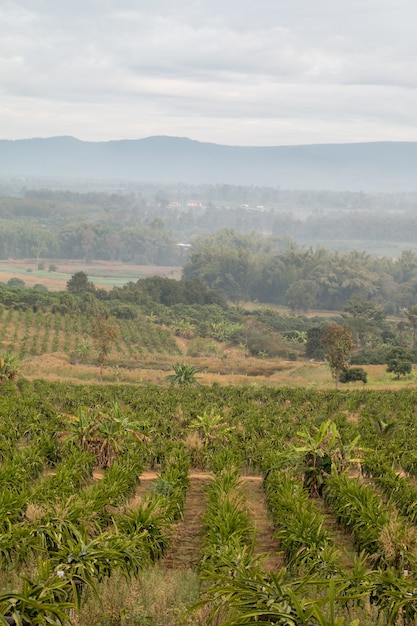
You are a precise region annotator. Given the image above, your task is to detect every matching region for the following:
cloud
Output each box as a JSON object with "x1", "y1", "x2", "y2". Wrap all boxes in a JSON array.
[{"x1": 1, "y1": 0, "x2": 417, "y2": 144}]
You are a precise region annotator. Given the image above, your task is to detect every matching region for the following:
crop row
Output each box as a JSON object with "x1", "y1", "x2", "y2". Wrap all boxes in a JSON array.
[{"x1": 0, "y1": 306, "x2": 180, "y2": 360}]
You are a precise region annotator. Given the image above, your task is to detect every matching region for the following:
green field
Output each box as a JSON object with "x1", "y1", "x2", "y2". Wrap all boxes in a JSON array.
[{"x1": 1, "y1": 382, "x2": 417, "y2": 624}]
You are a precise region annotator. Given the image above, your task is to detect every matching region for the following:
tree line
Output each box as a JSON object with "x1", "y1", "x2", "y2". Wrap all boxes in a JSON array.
[
  {"x1": 2, "y1": 187, "x2": 417, "y2": 264},
  {"x1": 183, "y1": 230, "x2": 417, "y2": 312}
]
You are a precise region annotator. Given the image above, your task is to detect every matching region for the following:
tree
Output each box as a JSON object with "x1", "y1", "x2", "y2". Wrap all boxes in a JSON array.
[
  {"x1": 343, "y1": 295, "x2": 385, "y2": 347},
  {"x1": 305, "y1": 326, "x2": 326, "y2": 360},
  {"x1": 66, "y1": 271, "x2": 95, "y2": 294},
  {"x1": 91, "y1": 315, "x2": 119, "y2": 381},
  {"x1": 386, "y1": 346, "x2": 413, "y2": 379},
  {"x1": 285, "y1": 279, "x2": 319, "y2": 313},
  {"x1": 322, "y1": 323, "x2": 354, "y2": 388},
  {"x1": 7, "y1": 277, "x2": 25, "y2": 289},
  {"x1": 404, "y1": 305, "x2": 417, "y2": 345}
]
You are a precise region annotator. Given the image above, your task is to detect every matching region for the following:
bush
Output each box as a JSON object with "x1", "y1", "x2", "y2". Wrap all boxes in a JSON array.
[
  {"x1": 339, "y1": 367, "x2": 367, "y2": 384},
  {"x1": 233, "y1": 319, "x2": 285, "y2": 357},
  {"x1": 7, "y1": 277, "x2": 25, "y2": 289},
  {"x1": 351, "y1": 347, "x2": 390, "y2": 365},
  {"x1": 108, "y1": 302, "x2": 138, "y2": 319}
]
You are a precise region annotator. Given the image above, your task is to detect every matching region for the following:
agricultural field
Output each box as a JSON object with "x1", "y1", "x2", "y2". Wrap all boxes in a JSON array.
[
  {"x1": 0, "y1": 300, "x2": 414, "y2": 388},
  {"x1": 0, "y1": 260, "x2": 182, "y2": 291},
  {"x1": 2, "y1": 382, "x2": 417, "y2": 624}
]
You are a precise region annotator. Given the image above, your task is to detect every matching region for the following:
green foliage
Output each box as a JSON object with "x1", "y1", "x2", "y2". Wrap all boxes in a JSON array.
[
  {"x1": 165, "y1": 363, "x2": 200, "y2": 386},
  {"x1": 305, "y1": 326, "x2": 326, "y2": 360},
  {"x1": 265, "y1": 469, "x2": 341, "y2": 574},
  {"x1": 91, "y1": 315, "x2": 119, "y2": 381},
  {"x1": 386, "y1": 346, "x2": 413, "y2": 378},
  {"x1": 322, "y1": 324, "x2": 354, "y2": 387},
  {"x1": 0, "y1": 353, "x2": 20, "y2": 383},
  {"x1": 7, "y1": 277, "x2": 25, "y2": 289},
  {"x1": 0, "y1": 561, "x2": 74, "y2": 625},
  {"x1": 66, "y1": 271, "x2": 95, "y2": 294},
  {"x1": 33, "y1": 283, "x2": 48, "y2": 292},
  {"x1": 189, "y1": 409, "x2": 235, "y2": 447},
  {"x1": 339, "y1": 368, "x2": 367, "y2": 384}
]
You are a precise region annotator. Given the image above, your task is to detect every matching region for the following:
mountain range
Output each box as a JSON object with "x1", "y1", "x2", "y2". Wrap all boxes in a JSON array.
[{"x1": 1, "y1": 136, "x2": 416, "y2": 191}]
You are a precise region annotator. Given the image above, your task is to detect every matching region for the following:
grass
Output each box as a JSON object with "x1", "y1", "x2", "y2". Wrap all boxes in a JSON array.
[
  {"x1": 18, "y1": 348, "x2": 417, "y2": 389},
  {"x1": 78, "y1": 568, "x2": 211, "y2": 626}
]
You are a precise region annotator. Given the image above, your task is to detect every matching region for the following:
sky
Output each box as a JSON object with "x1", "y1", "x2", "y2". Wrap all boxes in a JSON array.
[{"x1": 1, "y1": 0, "x2": 417, "y2": 146}]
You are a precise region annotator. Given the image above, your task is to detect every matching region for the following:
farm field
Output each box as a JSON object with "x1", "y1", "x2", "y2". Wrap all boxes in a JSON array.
[
  {"x1": 0, "y1": 259, "x2": 182, "y2": 290},
  {"x1": 2, "y1": 382, "x2": 417, "y2": 624},
  {"x1": 0, "y1": 297, "x2": 415, "y2": 388},
  {"x1": 0, "y1": 306, "x2": 417, "y2": 389}
]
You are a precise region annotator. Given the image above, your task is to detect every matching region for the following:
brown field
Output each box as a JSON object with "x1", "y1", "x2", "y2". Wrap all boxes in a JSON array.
[
  {"x1": 20, "y1": 346, "x2": 417, "y2": 390},
  {"x1": 0, "y1": 259, "x2": 182, "y2": 290}
]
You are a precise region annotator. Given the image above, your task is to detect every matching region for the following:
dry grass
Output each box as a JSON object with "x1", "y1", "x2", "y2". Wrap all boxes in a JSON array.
[
  {"x1": 18, "y1": 349, "x2": 417, "y2": 389},
  {"x1": 78, "y1": 567, "x2": 213, "y2": 626}
]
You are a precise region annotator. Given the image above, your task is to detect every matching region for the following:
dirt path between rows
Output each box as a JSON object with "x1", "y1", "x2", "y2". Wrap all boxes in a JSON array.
[
  {"x1": 132, "y1": 470, "x2": 284, "y2": 572},
  {"x1": 162, "y1": 475, "x2": 211, "y2": 569},
  {"x1": 242, "y1": 476, "x2": 284, "y2": 572}
]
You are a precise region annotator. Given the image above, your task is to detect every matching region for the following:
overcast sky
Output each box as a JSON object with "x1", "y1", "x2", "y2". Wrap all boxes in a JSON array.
[{"x1": 1, "y1": 0, "x2": 416, "y2": 146}]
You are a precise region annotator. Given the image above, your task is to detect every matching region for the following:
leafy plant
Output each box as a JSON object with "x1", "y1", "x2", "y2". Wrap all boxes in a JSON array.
[
  {"x1": 0, "y1": 353, "x2": 20, "y2": 383},
  {"x1": 189, "y1": 409, "x2": 235, "y2": 448},
  {"x1": 165, "y1": 363, "x2": 200, "y2": 386}
]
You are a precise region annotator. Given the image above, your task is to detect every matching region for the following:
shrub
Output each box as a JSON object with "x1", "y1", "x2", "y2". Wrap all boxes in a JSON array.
[
  {"x1": 339, "y1": 367, "x2": 367, "y2": 384},
  {"x1": 351, "y1": 347, "x2": 390, "y2": 365},
  {"x1": 7, "y1": 277, "x2": 25, "y2": 289}
]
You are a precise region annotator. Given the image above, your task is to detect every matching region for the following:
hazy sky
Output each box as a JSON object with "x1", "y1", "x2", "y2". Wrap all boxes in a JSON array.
[{"x1": 1, "y1": 0, "x2": 416, "y2": 145}]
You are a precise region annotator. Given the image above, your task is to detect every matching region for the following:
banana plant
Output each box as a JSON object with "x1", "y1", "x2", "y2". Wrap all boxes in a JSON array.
[
  {"x1": 265, "y1": 420, "x2": 361, "y2": 498},
  {"x1": 165, "y1": 362, "x2": 200, "y2": 386}
]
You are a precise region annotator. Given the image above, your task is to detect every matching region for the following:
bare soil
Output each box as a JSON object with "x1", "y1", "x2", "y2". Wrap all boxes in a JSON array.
[
  {"x1": 163, "y1": 474, "x2": 212, "y2": 570},
  {"x1": 145, "y1": 471, "x2": 285, "y2": 572},
  {"x1": 242, "y1": 476, "x2": 284, "y2": 571}
]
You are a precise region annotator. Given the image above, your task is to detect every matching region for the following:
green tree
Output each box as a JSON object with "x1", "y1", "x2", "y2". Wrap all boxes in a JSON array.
[
  {"x1": 404, "y1": 305, "x2": 417, "y2": 345},
  {"x1": 7, "y1": 277, "x2": 25, "y2": 289},
  {"x1": 322, "y1": 323, "x2": 354, "y2": 388},
  {"x1": 305, "y1": 326, "x2": 326, "y2": 360},
  {"x1": 285, "y1": 279, "x2": 319, "y2": 313},
  {"x1": 386, "y1": 346, "x2": 413, "y2": 379},
  {"x1": 91, "y1": 315, "x2": 119, "y2": 381},
  {"x1": 66, "y1": 271, "x2": 95, "y2": 294},
  {"x1": 343, "y1": 295, "x2": 385, "y2": 347}
]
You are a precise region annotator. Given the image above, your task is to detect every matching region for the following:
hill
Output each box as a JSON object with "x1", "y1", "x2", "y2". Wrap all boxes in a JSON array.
[{"x1": 1, "y1": 136, "x2": 417, "y2": 191}]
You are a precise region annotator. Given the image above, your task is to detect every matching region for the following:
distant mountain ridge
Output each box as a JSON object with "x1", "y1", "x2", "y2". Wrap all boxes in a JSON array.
[{"x1": 1, "y1": 135, "x2": 416, "y2": 191}]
